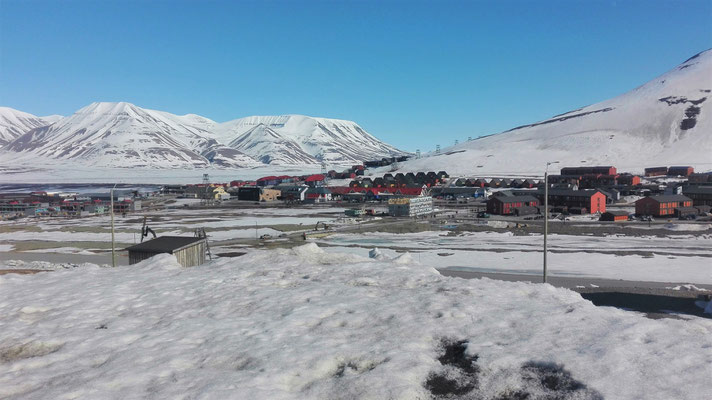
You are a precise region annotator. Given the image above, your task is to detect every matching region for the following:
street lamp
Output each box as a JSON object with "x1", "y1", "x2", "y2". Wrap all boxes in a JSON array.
[
  {"x1": 543, "y1": 161, "x2": 559, "y2": 283},
  {"x1": 110, "y1": 183, "x2": 117, "y2": 268}
]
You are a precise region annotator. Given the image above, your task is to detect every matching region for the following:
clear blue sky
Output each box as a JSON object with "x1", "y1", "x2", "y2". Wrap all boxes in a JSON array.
[{"x1": 1, "y1": 0, "x2": 711, "y2": 152}]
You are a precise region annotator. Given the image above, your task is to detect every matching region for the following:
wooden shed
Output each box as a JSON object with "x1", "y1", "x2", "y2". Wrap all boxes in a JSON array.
[{"x1": 125, "y1": 236, "x2": 207, "y2": 267}]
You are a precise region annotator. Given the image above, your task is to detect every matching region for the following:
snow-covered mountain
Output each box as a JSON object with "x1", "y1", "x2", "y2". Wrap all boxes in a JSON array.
[
  {"x1": 217, "y1": 115, "x2": 405, "y2": 165},
  {"x1": 398, "y1": 50, "x2": 712, "y2": 176},
  {"x1": 3, "y1": 102, "x2": 259, "y2": 169},
  {"x1": 0, "y1": 104, "x2": 405, "y2": 169},
  {"x1": 0, "y1": 107, "x2": 60, "y2": 147},
  {"x1": 225, "y1": 122, "x2": 319, "y2": 164}
]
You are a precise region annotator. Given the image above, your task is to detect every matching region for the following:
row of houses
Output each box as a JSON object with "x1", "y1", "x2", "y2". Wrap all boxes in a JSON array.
[
  {"x1": 486, "y1": 189, "x2": 607, "y2": 215},
  {"x1": 349, "y1": 171, "x2": 449, "y2": 189},
  {"x1": 644, "y1": 166, "x2": 695, "y2": 177},
  {"x1": 0, "y1": 198, "x2": 141, "y2": 218},
  {"x1": 450, "y1": 177, "x2": 539, "y2": 189},
  {"x1": 231, "y1": 185, "x2": 431, "y2": 204}
]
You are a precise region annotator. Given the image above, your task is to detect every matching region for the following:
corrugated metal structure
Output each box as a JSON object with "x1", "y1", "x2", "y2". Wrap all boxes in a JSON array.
[{"x1": 125, "y1": 236, "x2": 207, "y2": 267}]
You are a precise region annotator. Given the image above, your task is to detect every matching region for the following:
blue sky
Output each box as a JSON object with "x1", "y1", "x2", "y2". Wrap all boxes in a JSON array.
[{"x1": 1, "y1": 0, "x2": 711, "y2": 151}]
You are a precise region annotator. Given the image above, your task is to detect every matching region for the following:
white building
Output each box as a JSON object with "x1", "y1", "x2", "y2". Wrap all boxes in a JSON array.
[{"x1": 388, "y1": 196, "x2": 433, "y2": 217}]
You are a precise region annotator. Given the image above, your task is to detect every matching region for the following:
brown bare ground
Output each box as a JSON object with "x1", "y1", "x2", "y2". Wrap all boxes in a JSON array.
[{"x1": 0, "y1": 269, "x2": 50, "y2": 275}]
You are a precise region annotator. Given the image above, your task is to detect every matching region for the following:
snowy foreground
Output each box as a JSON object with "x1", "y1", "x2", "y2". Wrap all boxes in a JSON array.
[{"x1": 1, "y1": 244, "x2": 711, "y2": 399}]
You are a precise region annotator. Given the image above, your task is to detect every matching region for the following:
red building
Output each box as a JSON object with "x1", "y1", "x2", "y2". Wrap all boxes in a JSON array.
[
  {"x1": 635, "y1": 195, "x2": 693, "y2": 217},
  {"x1": 486, "y1": 195, "x2": 540, "y2": 215},
  {"x1": 560, "y1": 166, "x2": 617, "y2": 176},
  {"x1": 304, "y1": 174, "x2": 325, "y2": 187},
  {"x1": 617, "y1": 174, "x2": 641, "y2": 186},
  {"x1": 644, "y1": 167, "x2": 668, "y2": 177},
  {"x1": 539, "y1": 189, "x2": 607, "y2": 214},
  {"x1": 667, "y1": 166, "x2": 694, "y2": 177},
  {"x1": 600, "y1": 211, "x2": 628, "y2": 222}
]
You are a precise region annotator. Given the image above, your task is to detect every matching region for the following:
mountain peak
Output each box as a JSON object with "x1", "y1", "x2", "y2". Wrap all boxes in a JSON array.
[{"x1": 79, "y1": 101, "x2": 142, "y2": 115}]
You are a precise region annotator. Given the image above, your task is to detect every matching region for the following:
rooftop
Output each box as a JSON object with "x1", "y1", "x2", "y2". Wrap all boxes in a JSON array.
[
  {"x1": 125, "y1": 236, "x2": 205, "y2": 254},
  {"x1": 642, "y1": 194, "x2": 692, "y2": 202},
  {"x1": 491, "y1": 195, "x2": 539, "y2": 204}
]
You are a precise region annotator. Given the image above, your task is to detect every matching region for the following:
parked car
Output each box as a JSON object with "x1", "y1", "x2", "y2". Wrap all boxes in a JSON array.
[{"x1": 477, "y1": 212, "x2": 490, "y2": 218}]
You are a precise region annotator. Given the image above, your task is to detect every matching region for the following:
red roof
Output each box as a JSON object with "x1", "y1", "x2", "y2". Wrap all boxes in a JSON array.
[
  {"x1": 327, "y1": 187, "x2": 354, "y2": 195},
  {"x1": 305, "y1": 174, "x2": 325, "y2": 182},
  {"x1": 393, "y1": 187, "x2": 424, "y2": 196},
  {"x1": 257, "y1": 176, "x2": 279, "y2": 182}
]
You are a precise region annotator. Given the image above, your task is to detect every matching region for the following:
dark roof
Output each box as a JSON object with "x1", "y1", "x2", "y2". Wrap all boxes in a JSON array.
[
  {"x1": 643, "y1": 194, "x2": 692, "y2": 203},
  {"x1": 125, "y1": 236, "x2": 205, "y2": 253},
  {"x1": 544, "y1": 189, "x2": 603, "y2": 198},
  {"x1": 602, "y1": 210, "x2": 629, "y2": 216},
  {"x1": 306, "y1": 187, "x2": 331, "y2": 194},
  {"x1": 683, "y1": 186, "x2": 712, "y2": 195},
  {"x1": 490, "y1": 195, "x2": 539, "y2": 204}
]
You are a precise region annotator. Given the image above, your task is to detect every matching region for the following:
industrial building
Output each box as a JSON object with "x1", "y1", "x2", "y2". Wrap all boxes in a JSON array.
[
  {"x1": 237, "y1": 187, "x2": 280, "y2": 202},
  {"x1": 388, "y1": 196, "x2": 433, "y2": 217}
]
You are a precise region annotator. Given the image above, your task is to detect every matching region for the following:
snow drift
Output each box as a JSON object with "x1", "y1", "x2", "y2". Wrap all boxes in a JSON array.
[{"x1": 1, "y1": 244, "x2": 710, "y2": 399}]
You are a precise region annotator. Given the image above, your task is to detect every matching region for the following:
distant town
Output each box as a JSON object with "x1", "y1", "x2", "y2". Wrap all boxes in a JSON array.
[{"x1": 2, "y1": 157, "x2": 711, "y2": 223}]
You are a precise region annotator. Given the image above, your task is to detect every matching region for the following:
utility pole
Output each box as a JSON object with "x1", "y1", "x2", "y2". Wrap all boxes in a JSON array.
[
  {"x1": 110, "y1": 183, "x2": 117, "y2": 268},
  {"x1": 543, "y1": 161, "x2": 559, "y2": 283}
]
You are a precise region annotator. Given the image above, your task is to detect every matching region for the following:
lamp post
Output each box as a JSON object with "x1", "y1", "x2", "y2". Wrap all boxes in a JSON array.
[
  {"x1": 543, "y1": 161, "x2": 559, "y2": 283},
  {"x1": 110, "y1": 183, "x2": 117, "y2": 268}
]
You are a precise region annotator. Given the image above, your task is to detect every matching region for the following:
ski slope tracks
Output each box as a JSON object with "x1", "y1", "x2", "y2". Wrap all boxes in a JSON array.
[
  {"x1": 0, "y1": 244, "x2": 710, "y2": 399},
  {"x1": 398, "y1": 50, "x2": 712, "y2": 176}
]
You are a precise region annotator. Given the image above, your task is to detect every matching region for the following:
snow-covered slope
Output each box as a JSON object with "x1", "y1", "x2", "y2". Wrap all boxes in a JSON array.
[
  {"x1": 0, "y1": 107, "x2": 59, "y2": 147},
  {"x1": 4, "y1": 102, "x2": 259, "y2": 169},
  {"x1": 217, "y1": 115, "x2": 406, "y2": 165},
  {"x1": 399, "y1": 50, "x2": 712, "y2": 176},
  {"x1": 1, "y1": 244, "x2": 710, "y2": 399},
  {"x1": 226, "y1": 122, "x2": 319, "y2": 164},
  {"x1": 0, "y1": 104, "x2": 406, "y2": 169}
]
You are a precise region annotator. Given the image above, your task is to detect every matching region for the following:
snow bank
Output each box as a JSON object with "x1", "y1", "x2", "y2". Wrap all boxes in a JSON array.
[
  {"x1": 662, "y1": 223, "x2": 712, "y2": 232},
  {"x1": 1, "y1": 244, "x2": 710, "y2": 399},
  {"x1": 0, "y1": 259, "x2": 107, "y2": 271}
]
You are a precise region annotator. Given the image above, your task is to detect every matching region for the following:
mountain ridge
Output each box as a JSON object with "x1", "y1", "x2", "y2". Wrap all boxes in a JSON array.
[{"x1": 0, "y1": 103, "x2": 407, "y2": 169}]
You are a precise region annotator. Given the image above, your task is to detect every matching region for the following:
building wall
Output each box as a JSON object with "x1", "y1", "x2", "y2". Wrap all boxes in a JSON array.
[
  {"x1": 644, "y1": 167, "x2": 668, "y2": 176},
  {"x1": 388, "y1": 196, "x2": 433, "y2": 217},
  {"x1": 487, "y1": 198, "x2": 540, "y2": 215},
  {"x1": 129, "y1": 242, "x2": 206, "y2": 267},
  {"x1": 635, "y1": 198, "x2": 693, "y2": 217},
  {"x1": 260, "y1": 189, "x2": 281, "y2": 202},
  {"x1": 174, "y1": 243, "x2": 206, "y2": 267},
  {"x1": 237, "y1": 187, "x2": 261, "y2": 201}
]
